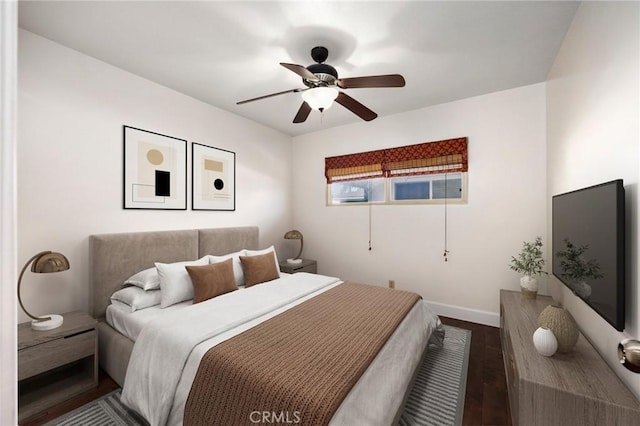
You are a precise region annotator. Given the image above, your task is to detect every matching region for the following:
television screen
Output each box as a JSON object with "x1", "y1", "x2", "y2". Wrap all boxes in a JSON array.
[{"x1": 552, "y1": 180, "x2": 625, "y2": 331}]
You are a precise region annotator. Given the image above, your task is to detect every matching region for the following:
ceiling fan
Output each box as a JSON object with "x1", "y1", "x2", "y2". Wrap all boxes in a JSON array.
[{"x1": 237, "y1": 46, "x2": 406, "y2": 123}]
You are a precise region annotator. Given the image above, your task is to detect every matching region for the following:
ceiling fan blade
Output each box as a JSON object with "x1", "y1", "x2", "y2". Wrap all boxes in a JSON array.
[
  {"x1": 237, "y1": 88, "x2": 302, "y2": 105},
  {"x1": 337, "y1": 74, "x2": 406, "y2": 89},
  {"x1": 293, "y1": 102, "x2": 312, "y2": 123},
  {"x1": 335, "y1": 92, "x2": 377, "y2": 121},
  {"x1": 280, "y1": 63, "x2": 319, "y2": 82}
]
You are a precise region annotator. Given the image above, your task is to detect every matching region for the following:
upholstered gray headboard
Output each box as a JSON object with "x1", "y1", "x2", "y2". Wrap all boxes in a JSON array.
[{"x1": 89, "y1": 226, "x2": 259, "y2": 319}]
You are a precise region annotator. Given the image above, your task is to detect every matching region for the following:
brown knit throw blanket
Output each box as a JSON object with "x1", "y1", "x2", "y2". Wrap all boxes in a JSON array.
[{"x1": 184, "y1": 282, "x2": 421, "y2": 426}]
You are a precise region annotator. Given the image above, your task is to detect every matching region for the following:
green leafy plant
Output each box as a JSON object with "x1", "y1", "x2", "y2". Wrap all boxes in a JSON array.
[
  {"x1": 509, "y1": 237, "x2": 547, "y2": 277},
  {"x1": 556, "y1": 238, "x2": 603, "y2": 281}
]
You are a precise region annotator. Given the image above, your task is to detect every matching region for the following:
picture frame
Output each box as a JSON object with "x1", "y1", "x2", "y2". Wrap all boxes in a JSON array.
[
  {"x1": 192, "y1": 142, "x2": 236, "y2": 211},
  {"x1": 123, "y1": 126, "x2": 187, "y2": 210}
]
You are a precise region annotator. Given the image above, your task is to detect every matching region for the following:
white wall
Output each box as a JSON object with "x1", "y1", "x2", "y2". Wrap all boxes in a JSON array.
[
  {"x1": 546, "y1": 2, "x2": 640, "y2": 397},
  {"x1": 291, "y1": 83, "x2": 547, "y2": 325},
  {"x1": 17, "y1": 30, "x2": 293, "y2": 323},
  {"x1": 1, "y1": 3, "x2": 18, "y2": 425}
]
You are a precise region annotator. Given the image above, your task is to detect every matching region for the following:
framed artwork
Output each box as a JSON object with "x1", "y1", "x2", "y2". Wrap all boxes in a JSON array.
[
  {"x1": 192, "y1": 142, "x2": 236, "y2": 211},
  {"x1": 123, "y1": 126, "x2": 187, "y2": 210}
]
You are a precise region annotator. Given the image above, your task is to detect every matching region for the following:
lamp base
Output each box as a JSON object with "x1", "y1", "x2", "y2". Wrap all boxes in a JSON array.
[
  {"x1": 286, "y1": 258, "x2": 303, "y2": 264},
  {"x1": 31, "y1": 314, "x2": 63, "y2": 331}
]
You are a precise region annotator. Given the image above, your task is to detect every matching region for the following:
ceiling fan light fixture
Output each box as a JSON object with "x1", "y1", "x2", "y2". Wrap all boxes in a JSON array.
[
  {"x1": 237, "y1": 47, "x2": 404, "y2": 123},
  {"x1": 301, "y1": 87, "x2": 339, "y2": 112}
]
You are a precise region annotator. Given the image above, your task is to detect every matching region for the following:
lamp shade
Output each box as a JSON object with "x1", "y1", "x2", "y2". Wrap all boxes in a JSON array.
[
  {"x1": 18, "y1": 251, "x2": 70, "y2": 331},
  {"x1": 619, "y1": 339, "x2": 640, "y2": 373},
  {"x1": 301, "y1": 87, "x2": 338, "y2": 111},
  {"x1": 32, "y1": 251, "x2": 70, "y2": 273},
  {"x1": 284, "y1": 230, "x2": 304, "y2": 262},
  {"x1": 284, "y1": 230, "x2": 303, "y2": 240}
]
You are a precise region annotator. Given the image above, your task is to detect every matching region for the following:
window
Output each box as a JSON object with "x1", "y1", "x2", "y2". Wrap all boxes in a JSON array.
[
  {"x1": 390, "y1": 173, "x2": 463, "y2": 202},
  {"x1": 393, "y1": 179, "x2": 430, "y2": 201},
  {"x1": 330, "y1": 178, "x2": 385, "y2": 204},
  {"x1": 328, "y1": 172, "x2": 466, "y2": 205},
  {"x1": 325, "y1": 138, "x2": 468, "y2": 206}
]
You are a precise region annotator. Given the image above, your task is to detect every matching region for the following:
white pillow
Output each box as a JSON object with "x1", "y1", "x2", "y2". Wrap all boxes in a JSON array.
[
  {"x1": 244, "y1": 246, "x2": 281, "y2": 278},
  {"x1": 124, "y1": 267, "x2": 160, "y2": 291},
  {"x1": 156, "y1": 257, "x2": 209, "y2": 308},
  {"x1": 208, "y1": 250, "x2": 247, "y2": 286},
  {"x1": 111, "y1": 286, "x2": 161, "y2": 312}
]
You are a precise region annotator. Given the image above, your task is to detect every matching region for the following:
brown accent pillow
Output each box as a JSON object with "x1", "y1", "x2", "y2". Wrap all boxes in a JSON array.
[
  {"x1": 239, "y1": 251, "x2": 279, "y2": 287},
  {"x1": 186, "y1": 258, "x2": 237, "y2": 304}
]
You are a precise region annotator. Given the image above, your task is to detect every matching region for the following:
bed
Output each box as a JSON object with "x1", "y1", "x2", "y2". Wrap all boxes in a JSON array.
[{"x1": 89, "y1": 227, "x2": 443, "y2": 426}]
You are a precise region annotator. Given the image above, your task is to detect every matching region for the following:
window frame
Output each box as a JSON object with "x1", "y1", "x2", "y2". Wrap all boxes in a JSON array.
[
  {"x1": 327, "y1": 171, "x2": 468, "y2": 206},
  {"x1": 325, "y1": 177, "x2": 386, "y2": 205}
]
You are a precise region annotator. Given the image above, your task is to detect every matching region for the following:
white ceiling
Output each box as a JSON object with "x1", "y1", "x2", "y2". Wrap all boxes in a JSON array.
[{"x1": 18, "y1": 1, "x2": 579, "y2": 137}]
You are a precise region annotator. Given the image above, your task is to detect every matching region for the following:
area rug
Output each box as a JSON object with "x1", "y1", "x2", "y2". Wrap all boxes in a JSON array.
[
  {"x1": 399, "y1": 324, "x2": 471, "y2": 426},
  {"x1": 45, "y1": 324, "x2": 470, "y2": 426}
]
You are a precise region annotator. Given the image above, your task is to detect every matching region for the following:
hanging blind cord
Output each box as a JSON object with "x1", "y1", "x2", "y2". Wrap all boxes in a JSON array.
[
  {"x1": 368, "y1": 180, "x2": 373, "y2": 251},
  {"x1": 444, "y1": 173, "x2": 449, "y2": 262}
]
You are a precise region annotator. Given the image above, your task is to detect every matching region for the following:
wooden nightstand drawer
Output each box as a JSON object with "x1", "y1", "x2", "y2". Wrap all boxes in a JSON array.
[
  {"x1": 18, "y1": 311, "x2": 98, "y2": 422},
  {"x1": 295, "y1": 264, "x2": 317, "y2": 273},
  {"x1": 19, "y1": 329, "x2": 96, "y2": 381},
  {"x1": 279, "y1": 259, "x2": 317, "y2": 274}
]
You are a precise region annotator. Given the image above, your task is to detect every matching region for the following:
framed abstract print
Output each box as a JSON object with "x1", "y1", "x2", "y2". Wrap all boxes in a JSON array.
[
  {"x1": 192, "y1": 142, "x2": 236, "y2": 211},
  {"x1": 123, "y1": 126, "x2": 187, "y2": 210}
]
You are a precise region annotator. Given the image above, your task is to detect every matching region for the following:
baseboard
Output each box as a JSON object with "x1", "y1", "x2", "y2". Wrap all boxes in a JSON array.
[{"x1": 426, "y1": 299, "x2": 500, "y2": 327}]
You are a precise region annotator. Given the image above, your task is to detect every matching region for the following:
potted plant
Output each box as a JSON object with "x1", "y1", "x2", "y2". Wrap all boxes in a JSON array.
[
  {"x1": 510, "y1": 236, "x2": 547, "y2": 299},
  {"x1": 556, "y1": 238, "x2": 603, "y2": 298}
]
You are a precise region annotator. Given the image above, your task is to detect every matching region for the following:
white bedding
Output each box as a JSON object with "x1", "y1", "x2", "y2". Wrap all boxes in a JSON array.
[
  {"x1": 107, "y1": 299, "x2": 192, "y2": 341},
  {"x1": 118, "y1": 273, "x2": 442, "y2": 426}
]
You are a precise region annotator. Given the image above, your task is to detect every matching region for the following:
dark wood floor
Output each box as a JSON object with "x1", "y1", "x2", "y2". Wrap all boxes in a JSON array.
[
  {"x1": 20, "y1": 370, "x2": 119, "y2": 426},
  {"x1": 21, "y1": 317, "x2": 511, "y2": 426},
  {"x1": 440, "y1": 317, "x2": 512, "y2": 426}
]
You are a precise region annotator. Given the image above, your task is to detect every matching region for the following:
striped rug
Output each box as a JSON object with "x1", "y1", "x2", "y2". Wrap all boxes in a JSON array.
[
  {"x1": 43, "y1": 391, "x2": 146, "y2": 426},
  {"x1": 399, "y1": 325, "x2": 471, "y2": 426},
  {"x1": 45, "y1": 324, "x2": 470, "y2": 426}
]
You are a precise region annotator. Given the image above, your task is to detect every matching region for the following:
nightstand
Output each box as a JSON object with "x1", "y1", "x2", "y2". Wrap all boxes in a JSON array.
[
  {"x1": 18, "y1": 311, "x2": 98, "y2": 422},
  {"x1": 279, "y1": 259, "x2": 317, "y2": 274}
]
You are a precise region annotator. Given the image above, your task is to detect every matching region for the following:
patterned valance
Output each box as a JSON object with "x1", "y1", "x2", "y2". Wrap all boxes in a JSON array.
[
  {"x1": 325, "y1": 149, "x2": 386, "y2": 182},
  {"x1": 385, "y1": 138, "x2": 468, "y2": 178},
  {"x1": 325, "y1": 137, "x2": 468, "y2": 183}
]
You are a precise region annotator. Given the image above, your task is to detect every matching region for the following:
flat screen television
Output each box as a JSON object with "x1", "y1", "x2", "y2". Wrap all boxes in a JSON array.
[{"x1": 552, "y1": 180, "x2": 625, "y2": 331}]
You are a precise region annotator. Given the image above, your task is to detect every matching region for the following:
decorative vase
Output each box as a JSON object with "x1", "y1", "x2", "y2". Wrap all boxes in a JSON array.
[
  {"x1": 533, "y1": 327, "x2": 558, "y2": 356},
  {"x1": 574, "y1": 281, "x2": 592, "y2": 299},
  {"x1": 538, "y1": 304, "x2": 579, "y2": 353},
  {"x1": 520, "y1": 275, "x2": 538, "y2": 299}
]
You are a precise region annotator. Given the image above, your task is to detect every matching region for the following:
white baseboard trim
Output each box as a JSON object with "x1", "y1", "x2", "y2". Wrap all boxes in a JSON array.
[{"x1": 426, "y1": 299, "x2": 500, "y2": 327}]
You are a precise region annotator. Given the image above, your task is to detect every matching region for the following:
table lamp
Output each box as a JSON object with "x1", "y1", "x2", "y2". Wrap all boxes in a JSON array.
[
  {"x1": 284, "y1": 230, "x2": 303, "y2": 264},
  {"x1": 17, "y1": 251, "x2": 70, "y2": 331},
  {"x1": 619, "y1": 339, "x2": 640, "y2": 373}
]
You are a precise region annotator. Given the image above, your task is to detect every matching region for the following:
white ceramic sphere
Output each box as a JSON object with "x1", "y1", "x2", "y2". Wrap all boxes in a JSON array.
[{"x1": 533, "y1": 326, "x2": 558, "y2": 357}]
